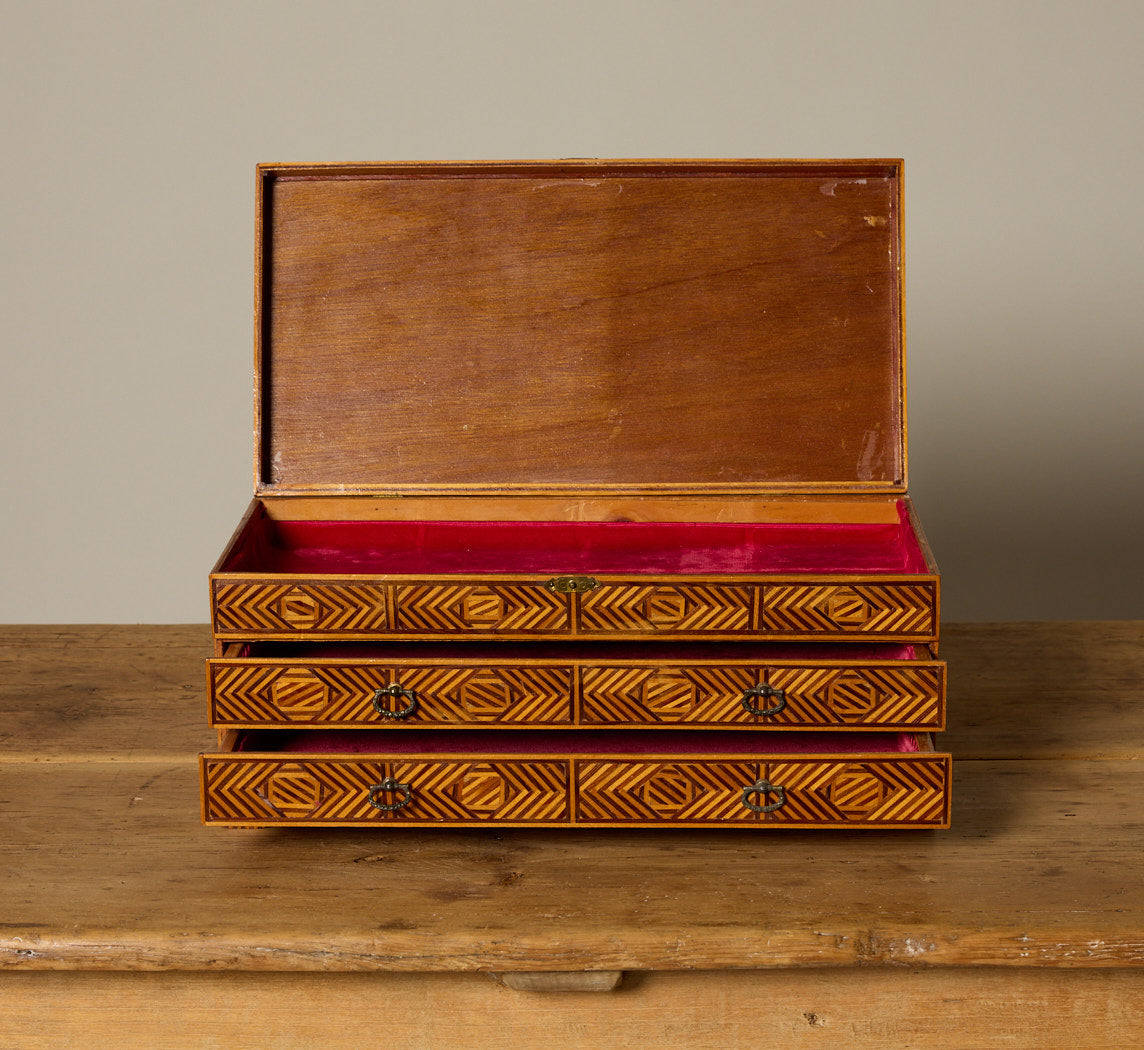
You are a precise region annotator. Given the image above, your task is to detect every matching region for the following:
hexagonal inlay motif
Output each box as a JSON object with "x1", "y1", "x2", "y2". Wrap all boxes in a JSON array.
[
  {"x1": 639, "y1": 765, "x2": 700, "y2": 817},
  {"x1": 261, "y1": 763, "x2": 325, "y2": 816},
  {"x1": 455, "y1": 765, "x2": 511, "y2": 815},
  {"x1": 826, "y1": 764, "x2": 887, "y2": 818},
  {"x1": 825, "y1": 672, "x2": 879, "y2": 721},
  {"x1": 644, "y1": 588, "x2": 687, "y2": 627},
  {"x1": 278, "y1": 588, "x2": 322, "y2": 630},
  {"x1": 825, "y1": 589, "x2": 871, "y2": 627},
  {"x1": 462, "y1": 588, "x2": 505, "y2": 626},
  {"x1": 641, "y1": 670, "x2": 696, "y2": 720},
  {"x1": 459, "y1": 671, "x2": 513, "y2": 719},
  {"x1": 270, "y1": 668, "x2": 331, "y2": 720}
]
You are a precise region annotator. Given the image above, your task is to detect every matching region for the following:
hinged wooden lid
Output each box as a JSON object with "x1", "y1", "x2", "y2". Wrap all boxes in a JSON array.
[{"x1": 256, "y1": 160, "x2": 905, "y2": 497}]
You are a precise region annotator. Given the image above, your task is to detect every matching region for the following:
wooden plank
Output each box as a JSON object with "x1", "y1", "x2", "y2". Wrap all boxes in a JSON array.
[
  {"x1": 940, "y1": 621, "x2": 1144, "y2": 759},
  {"x1": 258, "y1": 494, "x2": 907, "y2": 524},
  {"x1": 2, "y1": 969, "x2": 1143, "y2": 1049},
  {"x1": 0, "y1": 624, "x2": 209, "y2": 650},
  {"x1": 0, "y1": 625, "x2": 212, "y2": 761},
  {"x1": 3, "y1": 757, "x2": 1142, "y2": 971}
]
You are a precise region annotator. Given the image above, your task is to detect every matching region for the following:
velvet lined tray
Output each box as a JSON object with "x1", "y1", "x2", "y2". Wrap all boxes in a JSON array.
[
  {"x1": 211, "y1": 504, "x2": 938, "y2": 643},
  {"x1": 221, "y1": 509, "x2": 929, "y2": 576}
]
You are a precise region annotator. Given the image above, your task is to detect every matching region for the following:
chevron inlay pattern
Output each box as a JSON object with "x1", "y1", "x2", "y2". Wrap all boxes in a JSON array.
[
  {"x1": 210, "y1": 663, "x2": 574, "y2": 725},
  {"x1": 766, "y1": 666, "x2": 942, "y2": 727},
  {"x1": 762, "y1": 583, "x2": 935, "y2": 637},
  {"x1": 578, "y1": 664, "x2": 941, "y2": 727},
  {"x1": 203, "y1": 758, "x2": 570, "y2": 824},
  {"x1": 576, "y1": 760, "x2": 760, "y2": 823},
  {"x1": 213, "y1": 581, "x2": 389, "y2": 635},
  {"x1": 760, "y1": 757, "x2": 949, "y2": 826},
  {"x1": 396, "y1": 666, "x2": 573, "y2": 723},
  {"x1": 580, "y1": 666, "x2": 759, "y2": 724},
  {"x1": 395, "y1": 583, "x2": 568, "y2": 634},
  {"x1": 578, "y1": 584, "x2": 752, "y2": 634}
]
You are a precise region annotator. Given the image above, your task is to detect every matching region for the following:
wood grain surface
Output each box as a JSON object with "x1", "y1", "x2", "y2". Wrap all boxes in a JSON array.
[
  {"x1": 3, "y1": 754, "x2": 1136, "y2": 970},
  {"x1": 255, "y1": 162, "x2": 905, "y2": 496},
  {"x1": 4, "y1": 969, "x2": 1143, "y2": 1050},
  {"x1": 3, "y1": 622, "x2": 1143, "y2": 1045}
]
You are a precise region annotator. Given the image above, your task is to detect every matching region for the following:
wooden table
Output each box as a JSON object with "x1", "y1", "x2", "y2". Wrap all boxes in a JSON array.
[{"x1": 3, "y1": 623, "x2": 1142, "y2": 1048}]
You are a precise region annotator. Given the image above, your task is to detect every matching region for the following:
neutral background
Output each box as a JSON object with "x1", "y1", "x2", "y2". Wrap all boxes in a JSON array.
[{"x1": 2, "y1": 0, "x2": 1141, "y2": 624}]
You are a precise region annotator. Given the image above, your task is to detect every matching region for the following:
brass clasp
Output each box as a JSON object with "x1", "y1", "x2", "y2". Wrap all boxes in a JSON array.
[{"x1": 545, "y1": 575, "x2": 600, "y2": 594}]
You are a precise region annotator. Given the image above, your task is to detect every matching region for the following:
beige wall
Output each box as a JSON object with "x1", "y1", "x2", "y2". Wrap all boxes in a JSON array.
[{"x1": 2, "y1": 1, "x2": 1141, "y2": 623}]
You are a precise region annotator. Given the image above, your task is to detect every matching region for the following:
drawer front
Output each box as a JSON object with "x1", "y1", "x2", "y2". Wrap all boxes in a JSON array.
[
  {"x1": 577, "y1": 583, "x2": 754, "y2": 635},
  {"x1": 580, "y1": 663, "x2": 944, "y2": 728},
  {"x1": 213, "y1": 581, "x2": 393, "y2": 635},
  {"x1": 761, "y1": 582, "x2": 937, "y2": 638},
  {"x1": 393, "y1": 582, "x2": 569, "y2": 634},
  {"x1": 577, "y1": 760, "x2": 761, "y2": 824},
  {"x1": 213, "y1": 576, "x2": 936, "y2": 640},
  {"x1": 756, "y1": 756, "x2": 950, "y2": 827},
  {"x1": 212, "y1": 579, "x2": 570, "y2": 638},
  {"x1": 202, "y1": 757, "x2": 571, "y2": 825},
  {"x1": 575, "y1": 756, "x2": 950, "y2": 828},
  {"x1": 209, "y1": 662, "x2": 575, "y2": 727}
]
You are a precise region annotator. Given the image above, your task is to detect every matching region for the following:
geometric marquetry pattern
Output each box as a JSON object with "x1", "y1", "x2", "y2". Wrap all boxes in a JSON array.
[
  {"x1": 268, "y1": 668, "x2": 330, "y2": 721},
  {"x1": 759, "y1": 758, "x2": 949, "y2": 826},
  {"x1": 765, "y1": 666, "x2": 942, "y2": 728},
  {"x1": 578, "y1": 664, "x2": 941, "y2": 728},
  {"x1": 580, "y1": 667, "x2": 758, "y2": 725},
  {"x1": 202, "y1": 755, "x2": 949, "y2": 827},
  {"x1": 762, "y1": 583, "x2": 935, "y2": 637},
  {"x1": 390, "y1": 667, "x2": 573, "y2": 724},
  {"x1": 395, "y1": 583, "x2": 568, "y2": 634},
  {"x1": 576, "y1": 761, "x2": 760, "y2": 823},
  {"x1": 213, "y1": 578, "x2": 935, "y2": 639},
  {"x1": 578, "y1": 584, "x2": 752, "y2": 634},
  {"x1": 213, "y1": 581, "x2": 389, "y2": 635},
  {"x1": 209, "y1": 663, "x2": 573, "y2": 726},
  {"x1": 202, "y1": 758, "x2": 570, "y2": 824}
]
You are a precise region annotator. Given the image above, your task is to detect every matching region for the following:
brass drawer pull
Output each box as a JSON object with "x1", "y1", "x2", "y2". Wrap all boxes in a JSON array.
[
  {"x1": 742, "y1": 780, "x2": 786, "y2": 813},
  {"x1": 372, "y1": 683, "x2": 419, "y2": 719},
  {"x1": 741, "y1": 683, "x2": 786, "y2": 716},
  {"x1": 367, "y1": 777, "x2": 413, "y2": 811}
]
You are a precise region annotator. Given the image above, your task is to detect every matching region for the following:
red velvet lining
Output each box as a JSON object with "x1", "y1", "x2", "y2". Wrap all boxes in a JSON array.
[
  {"x1": 243, "y1": 641, "x2": 917, "y2": 661},
  {"x1": 234, "y1": 729, "x2": 921, "y2": 755},
  {"x1": 224, "y1": 501, "x2": 928, "y2": 575}
]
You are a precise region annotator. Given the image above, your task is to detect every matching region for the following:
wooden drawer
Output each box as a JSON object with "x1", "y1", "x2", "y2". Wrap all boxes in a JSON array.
[
  {"x1": 200, "y1": 730, "x2": 950, "y2": 829},
  {"x1": 206, "y1": 644, "x2": 945, "y2": 731},
  {"x1": 211, "y1": 575, "x2": 938, "y2": 643}
]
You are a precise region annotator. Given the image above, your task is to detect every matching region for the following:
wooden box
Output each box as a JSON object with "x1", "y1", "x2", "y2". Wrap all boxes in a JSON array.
[{"x1": 202, "y1": 160, "x2": 949, "y2": 828}]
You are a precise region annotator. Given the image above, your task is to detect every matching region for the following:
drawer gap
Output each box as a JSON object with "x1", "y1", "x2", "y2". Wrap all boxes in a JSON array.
[{"x1": 225, "y1": 728, "x2": 928, "y2": 757}]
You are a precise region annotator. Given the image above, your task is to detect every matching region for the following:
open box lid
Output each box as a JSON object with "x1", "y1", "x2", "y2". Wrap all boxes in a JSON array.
[{"x1": 256, "y1": 160, "x2": 905, "y2": 498}]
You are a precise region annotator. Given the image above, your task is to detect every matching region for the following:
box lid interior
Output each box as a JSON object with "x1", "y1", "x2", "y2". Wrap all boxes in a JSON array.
[{"x1": 256, "y1": 160, "x2": 905, "y2": 497}]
